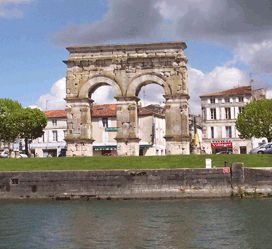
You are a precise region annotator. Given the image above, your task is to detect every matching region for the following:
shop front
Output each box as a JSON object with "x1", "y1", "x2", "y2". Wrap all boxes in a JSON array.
[{"x1": 211, "y1": 141, "x2": 233, "y2": 154}]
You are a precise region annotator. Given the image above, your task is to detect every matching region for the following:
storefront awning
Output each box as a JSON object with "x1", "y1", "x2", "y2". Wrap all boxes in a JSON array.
[{"x1": 93, "y1": 146, "x2": 117, "y2": 151}]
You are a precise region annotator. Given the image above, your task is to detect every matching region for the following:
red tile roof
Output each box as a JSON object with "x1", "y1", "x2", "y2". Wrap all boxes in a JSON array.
[
  {"x1": 44, "y1": 104, "x2": 157, "y2": 118},
  {"x1": 200, "y1": 86, "x2": 252, "y2": 98},
  {"x1": 44, "y1": 110, "x2": 66, "y2": 118}
]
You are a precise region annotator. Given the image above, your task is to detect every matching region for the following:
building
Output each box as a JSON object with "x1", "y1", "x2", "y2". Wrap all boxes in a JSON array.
[
  {"x1": 31, "y1": 104, "x2": 166, "y2": 157},
  {"x1": 200, "y1": 85, "x2": 266, "y2": 154}
]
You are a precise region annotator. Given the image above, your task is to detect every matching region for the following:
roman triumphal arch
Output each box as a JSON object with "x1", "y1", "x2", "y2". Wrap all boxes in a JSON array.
[{"x1": 64, "y1": 41, "x2": 190, "y2": 157}]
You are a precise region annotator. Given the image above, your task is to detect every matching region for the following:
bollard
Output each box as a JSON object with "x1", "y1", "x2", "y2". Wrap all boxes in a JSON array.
[
  {"x1": 206, "y1": 158, "x2": 212, "y2": 168},
  {"x1": 225, "y1": 161, "x2": 228, "y2": 167}
]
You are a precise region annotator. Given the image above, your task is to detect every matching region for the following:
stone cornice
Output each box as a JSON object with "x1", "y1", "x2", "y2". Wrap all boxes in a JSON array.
[{"x1": 66, "y1": 41, "x2": 187, "y2": 53}]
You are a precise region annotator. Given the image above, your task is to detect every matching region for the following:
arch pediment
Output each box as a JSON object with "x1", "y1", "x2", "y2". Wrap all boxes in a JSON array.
[
  {"x1": 78, "y1": 75, "x2": 123, "y2": 98},
  {"x1": 127, "y1": 73, "x2": 171, "y2": 97}
]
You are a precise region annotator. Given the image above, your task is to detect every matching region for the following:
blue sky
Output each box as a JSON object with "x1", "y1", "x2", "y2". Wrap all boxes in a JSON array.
[{"x1": 1, "y1": 0, "x2": 272, "y2": 114}]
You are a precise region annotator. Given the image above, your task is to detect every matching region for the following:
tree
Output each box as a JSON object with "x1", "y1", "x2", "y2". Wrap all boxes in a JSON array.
[
  {"x1": 0, "y1": 99, "x2": 47, "y2": 155},
  {"x1": 0, "y1": 99, "x2": 22, "y2": 147},
  {"x1": 236, "y1": 99, "x2": 272, "y2": 142},
  {"x1": 18, "y1": 107, "x2": 47, "y2": 156}
]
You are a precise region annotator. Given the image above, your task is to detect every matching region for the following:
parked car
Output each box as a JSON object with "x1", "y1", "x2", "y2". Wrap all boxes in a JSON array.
[
  {"x1": 1, "y1": 150, "x2": 28, "y2": 158},
  {"x1": 216, "y1": 151, "x2": 233, "y2": 154},
  {"x1": 0, "y1": 150, "x2": 9, "y2": 158},
  {"x1": 264, "y1": 143, "x2": 272, "y2": 154},
  {"x1": 250, "y1": 143, "x2": 272, "y2": 154},
  {"x1": 102, "y1": 153, "x2": 116, "y2": 157}
]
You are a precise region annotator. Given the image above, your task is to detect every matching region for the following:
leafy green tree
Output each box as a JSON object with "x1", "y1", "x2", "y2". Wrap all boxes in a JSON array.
[
  {"x1": 236, "y1": 99, "x2": 272, "y2": 142},
  {"x1": 18, "y1": 107, "x2": 47, "y2": 155},
  {"x1": 0, "y1": 99, "x2": 22, "y2": 146}
]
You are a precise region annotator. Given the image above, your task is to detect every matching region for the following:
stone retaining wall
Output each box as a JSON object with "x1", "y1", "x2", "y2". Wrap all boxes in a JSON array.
[{"x1": 0, "y1": 163, "x2": 271, "y2": 200}]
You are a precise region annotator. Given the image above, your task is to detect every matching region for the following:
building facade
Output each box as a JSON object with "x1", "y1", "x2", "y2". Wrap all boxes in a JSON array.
[
  {"x1": 200, "y1": 86, "x2": 266, "y2": 154},
  {"x1": 31, "y1": 104, "x2": 166, "y2": 157}
]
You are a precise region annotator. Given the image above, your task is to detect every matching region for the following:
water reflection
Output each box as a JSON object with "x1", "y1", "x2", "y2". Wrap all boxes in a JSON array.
[{"x1": 0, "y1": 199, "x2": 272, "y2": 248}]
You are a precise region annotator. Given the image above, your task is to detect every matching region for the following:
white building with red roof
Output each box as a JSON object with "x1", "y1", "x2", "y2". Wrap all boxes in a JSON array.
[
  {"x1": 31, "y1": 104, "x2": 166, "y2": 157},
  {"x1": 200, "y1": 85, "x2": 267, "y2": 154}
]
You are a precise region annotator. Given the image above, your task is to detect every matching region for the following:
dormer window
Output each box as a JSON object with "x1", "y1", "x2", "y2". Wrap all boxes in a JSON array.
[
  {"x1": 239, "y1": 97, "x2": 244, "y2": 102},
  {"x1": 225, "y1": 98, "x2": 230, "y2": 103},
  {"x1": 52, "y1": 119, "x2": 57, "y2": 126},
  {"x1": 210, "y1": 98, "x2": 215, "y2": 104}
]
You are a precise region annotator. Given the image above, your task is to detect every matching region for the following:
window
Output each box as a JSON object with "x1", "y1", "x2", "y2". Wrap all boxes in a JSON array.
[
  {"x1": 225, "y1": 98, "x2": 230, "y2": 103},
  {"x1": 239, "y1": 107, "x2": 244, "y2": 114},
  {"x1": 210, "y1": 98, "x2": 215, "y2": 104},
  {"x1": 102, "y1": 118, "x2": 108, "y2": 128},
  {"x1": 211, "y1": 108, "x2": 216, "y2": 120},
  {"x1": 52, "y1": 119, "x2": 57, "y2": 126},
  {"x1": 239, "y1": 97, "x2": 244, "y2": 102},
  {"x1": 226, "y1": 126, "x2": 232, "y2": 138},
  {"x1": 53, "y1": 131, "x2": 58, "y2": 142},
  {"x1": 211, "y1": 127, "x2": 214, "y2": 139},
  {"x1": 225, "y1": 108, "x2": 231, "y2": 119}
]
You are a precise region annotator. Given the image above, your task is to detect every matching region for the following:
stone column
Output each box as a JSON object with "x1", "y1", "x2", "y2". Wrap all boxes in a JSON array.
[
  {"x1": 65, "y1": 98, "x2": 94, "y2": 157},
  {"x1": 164, "y1": 94, "x2": 190, "y2": 155},
  {"x1": 115, "y1": 97, "x2": 140, "y2": 156}
]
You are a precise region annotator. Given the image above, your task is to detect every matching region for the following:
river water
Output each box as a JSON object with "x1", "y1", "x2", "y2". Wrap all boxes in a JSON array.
[{"x1": 0, "y1": 198, "x2": 271, "y2": 249}]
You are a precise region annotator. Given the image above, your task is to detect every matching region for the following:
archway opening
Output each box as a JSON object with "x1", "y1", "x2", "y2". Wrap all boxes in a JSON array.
[
  {"x1": 137, "y1": 83, "x2": 166, "y2": 157},
  {"x1": 89, "y1": 84, "x2": 117, "y2": 157}
]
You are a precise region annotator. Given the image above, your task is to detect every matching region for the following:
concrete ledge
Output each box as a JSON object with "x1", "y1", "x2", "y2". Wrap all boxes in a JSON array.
[{"x1": 0, "y1": 164, "x2": 272, "y2": 200}]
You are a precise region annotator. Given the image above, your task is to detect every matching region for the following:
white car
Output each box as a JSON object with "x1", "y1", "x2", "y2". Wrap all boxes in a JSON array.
[
  {"x1": 0, "y1": 151, "x2": 28, "y2": 158},
  {"x1": 0, "y1": 151, "x2": 9, "y2": 158}
]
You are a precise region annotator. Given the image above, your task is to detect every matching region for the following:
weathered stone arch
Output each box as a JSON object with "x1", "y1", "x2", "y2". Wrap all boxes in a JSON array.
[
  {"x1": 78, "y1": 75, "x2": 123, "y2": 98},
  {"x1": 64, "y1": 41, "x2": 190, "y2": 157},
  {"x1": 127, "y1": 74, "x2": 171, "y2": 97}
]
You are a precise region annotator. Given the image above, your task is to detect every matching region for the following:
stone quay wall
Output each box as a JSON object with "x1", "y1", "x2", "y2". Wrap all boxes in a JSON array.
[{"x1": 0, "y1": 163, "x2": 271, "y2": 200}]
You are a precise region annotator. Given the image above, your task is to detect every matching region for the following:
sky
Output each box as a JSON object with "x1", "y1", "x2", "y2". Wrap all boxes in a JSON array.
[{"x1": 1, "y1": 0, "x2": 272, "y2": 114}]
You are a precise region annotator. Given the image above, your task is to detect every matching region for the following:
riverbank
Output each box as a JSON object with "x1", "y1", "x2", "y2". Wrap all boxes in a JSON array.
[
  {"x1": 1, "y1": 163, "x2": 272, "y2": 200},
  {"x1": 0, "y1": 154, "x2": 271, "y2": 171}
]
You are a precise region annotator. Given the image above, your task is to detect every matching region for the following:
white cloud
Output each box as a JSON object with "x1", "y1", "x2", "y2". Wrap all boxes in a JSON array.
[
  {"x1": 0, "y1": 7, "x2": 23, "y2": 18},
  {"x1": 36, "y1": 78, "x2": 66, "y2": 111},
  {"x1": 188, "y1": 66, "x2": 249, "y2": 114},
  {"x1": 235, "y1": 40, "x2": 272, "y2": 75},
  {"x1": 92, "y1": 86, "x2": 117, "y2": 105},
  {"x1": 0, "y1": 0, "x2": 35, "y2": 18}
]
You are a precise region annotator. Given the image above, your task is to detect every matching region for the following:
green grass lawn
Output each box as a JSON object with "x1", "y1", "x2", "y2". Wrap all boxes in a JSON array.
[{"x1": 0, "y1": 154, "x2": 271, "y2": 171}]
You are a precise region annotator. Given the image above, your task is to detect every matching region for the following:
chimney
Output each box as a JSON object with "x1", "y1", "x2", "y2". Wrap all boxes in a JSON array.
[{"x1": 250, "y1": 79, "x2": 254, "y2": 91}]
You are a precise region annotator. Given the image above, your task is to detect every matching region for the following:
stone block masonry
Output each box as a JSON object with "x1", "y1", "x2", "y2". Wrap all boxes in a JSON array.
[{"x1": 0, "y1": 163, "x2": 271, "y2": 200}]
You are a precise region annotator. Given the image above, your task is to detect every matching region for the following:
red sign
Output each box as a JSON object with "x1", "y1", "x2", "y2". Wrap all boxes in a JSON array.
[
  {"x1": 211, "y1": 142, "x2": 232, "y2": 148},
  {"x1": 223, "y1": 167, "x2": 230, "y2": 173}
]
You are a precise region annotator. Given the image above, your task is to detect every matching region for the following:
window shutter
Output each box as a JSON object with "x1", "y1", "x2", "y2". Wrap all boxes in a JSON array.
[
  {"x1": 231, "y1": 126, "x2": 235, "y2": 138},
  {"x1": 230, "y1": 107, "x2": 234, "y2": 119},
  {"x1": 230, "y1": 98, "x2": 233, "y2": 103},
  {"x1": 215, "y1": 98, "x2": 218, "y2": 104},
  {"x1": 235, "y1": 107, "x2": 239, "y2": 119},
  {"x1": 214, "y1": 127, "x2": 218, "y2": 138},
  {"x1": 206, "y1": 108, "x2": 211, "y2": 120},
  {"x1": 236, "y1": 97, "x2": 239, "y2": 102},
  {"x1": 99, "y1": 118, "x2": 103, "y2": 128},
  {"x1": 221, "y1": 108, "x2": 225, "y2": 120},
  {"x1": 207, "y1": 127, "x2": 211, "y2": 139},
  {"x1": 108, "y1": 117, "x2": 111, "y2": 127},
  {"x1": 222, "y1": 98, "x2": 225, "y2": 103},
  {"x1": 216, "y1": 108, "x2": 220, "y2": 120},
  {"x1": 207, "y1": 99, "x2": 211, "y2": 104},
  {"x1": 38, "y1": 137, "x2": 42, "y2": 143},
  {"x1": 222, "y1": 126, "x2": 226, "y2": 138},
  {"x1": 48, "y1": 131, "x2": 52, "y2": 142}
]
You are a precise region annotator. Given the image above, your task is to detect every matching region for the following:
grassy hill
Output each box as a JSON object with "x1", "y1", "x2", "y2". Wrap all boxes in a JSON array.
[{"x1": 0, "y1": 154, "x2": 271, "y2": 171}]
